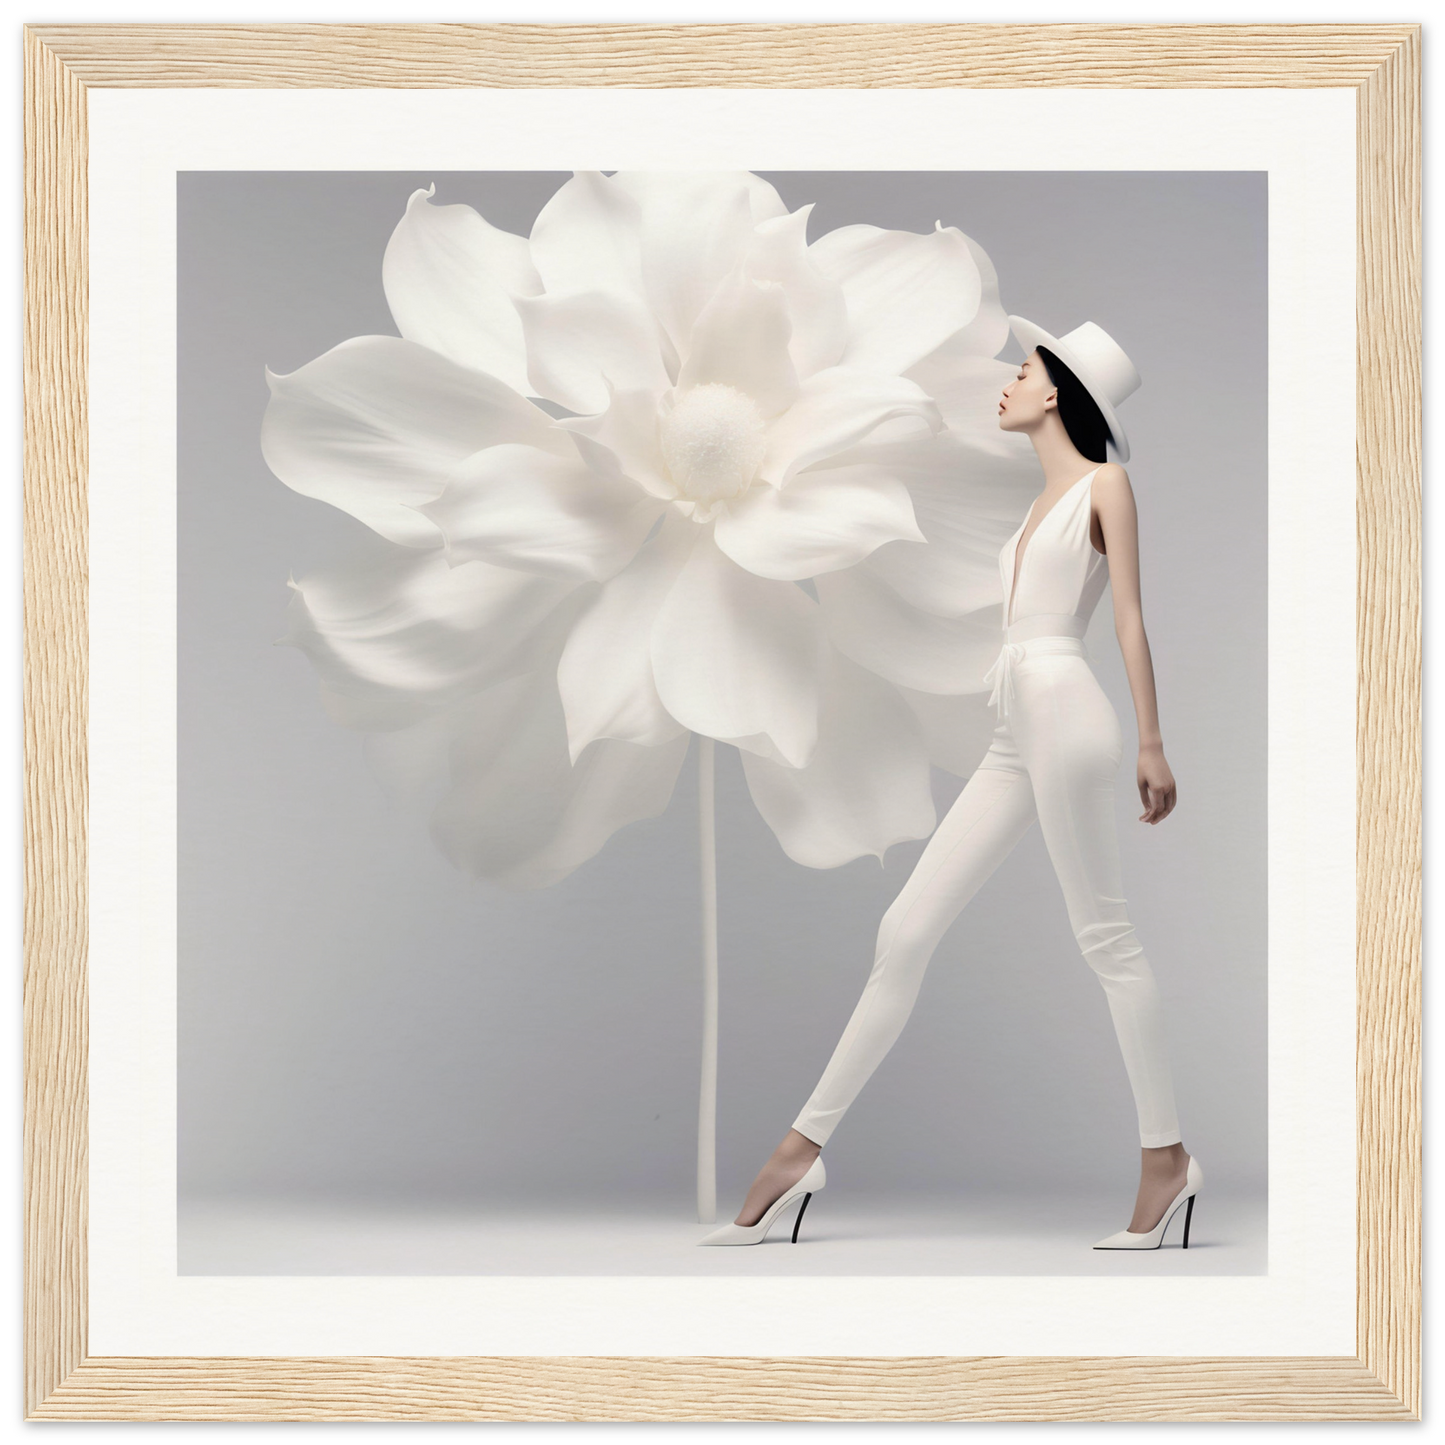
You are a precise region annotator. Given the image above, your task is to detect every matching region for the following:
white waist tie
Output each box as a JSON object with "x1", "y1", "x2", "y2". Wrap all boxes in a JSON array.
[{"x1": 983, "y1": 613, "x2": 1090, "y2": 719}]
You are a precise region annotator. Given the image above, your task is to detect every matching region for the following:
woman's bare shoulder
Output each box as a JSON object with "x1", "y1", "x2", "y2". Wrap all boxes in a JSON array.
[{"x1": 1092, "y1": 462, "x2": 1134, "y2": 498}]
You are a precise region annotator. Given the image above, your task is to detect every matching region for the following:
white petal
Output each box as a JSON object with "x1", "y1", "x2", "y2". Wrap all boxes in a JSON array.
[
  {"x1": 676, "y1": 269, "x2": 799, "y2": 418},
  {"x1": 814, "y1": 565, "x2": 1001, "y2": 694},
  {"x1": 261, "y1": 335, "x2": 558, "y2": 546},
  {"x1": 743, "y1": 204, "x2": 849, "y2": 380},
  {"x1": 418, "y1": 443, "x2": 665, "y2": 581},
  {"x1": 553, "y1": 384, "x2": 676, "y2": 500},
  {"x1": 279, "y1": 545, "x2": 583, "y2": 730},
  {"x1": 527, "y1": 171, "x2": 649, "y2": 309},
  {"x1": 857, "y1": 431, "x2": 1036, "y2": 617},
  {"x1": 905, "y1": 351, "x2": 1021, "y2": 441},
  {"x1": 742, "y1": 173, "x2": 790, "y2": 223},
  {"x1": 902, "y1": 229, "x2": 1012, "y2": 376},
  {"x1": 895, "y1": 684, "x2": 1002, "y2": 778},
  {"x1": 713, "y1": 462, "x2": 925, "y2": 581},
  {"x1": 807, "y1": 220, "x2": 986, "y2": 376},
  {"x1": 758, "y1": 366, "x2": 942, "y2": 488},
  {"x1": 382, "y1": 184, "x2": 541, "y2": 397},
  {"x1": 741, "y1": 647, "x2": 936, "y2": 869},
  {"x1": 515, "y1": 289, "x2": 672, "y2": 416},
  {"x1": 426, "y1": 668, "x2": 691, "y2": 889},
  {"x1": 557, "y1": 511, "x2": 699, "y2": 761},
  {"x1": 650, "y1": 527, "x2": 823, "y2": 767},
  {"x1": 360, "y1": 706, "x2": 456, "y2": 820},
  {"x1": 506, "y1": 730, "x2": 691, "y2": 889},
  {"x1": 609, "y1": 170, "x2": 788, "y2": 362}
]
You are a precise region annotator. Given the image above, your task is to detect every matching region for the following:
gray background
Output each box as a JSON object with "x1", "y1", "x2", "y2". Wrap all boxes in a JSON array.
[{"x1": 177, "y1": 171, "x2": 1266, "y2": 1268}]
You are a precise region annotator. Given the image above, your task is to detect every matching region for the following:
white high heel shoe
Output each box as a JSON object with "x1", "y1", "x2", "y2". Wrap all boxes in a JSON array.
[
  {"x1": 697, "y1": 1156, "x2": 826, "y2": 1245},
  {"x1": 1093, "y1": 1155, "x2": 1203, "y2": 1250}
]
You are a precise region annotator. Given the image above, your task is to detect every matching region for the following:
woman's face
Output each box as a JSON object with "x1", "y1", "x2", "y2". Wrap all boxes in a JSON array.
[{"x1": 998, "y1": 351, "x2": 1056, "y2": 434}]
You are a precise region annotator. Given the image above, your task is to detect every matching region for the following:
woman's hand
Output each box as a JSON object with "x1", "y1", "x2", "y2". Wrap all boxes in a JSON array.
[{"x1": 1136, "y1": 741, "x2": 1177, "y2": 823}]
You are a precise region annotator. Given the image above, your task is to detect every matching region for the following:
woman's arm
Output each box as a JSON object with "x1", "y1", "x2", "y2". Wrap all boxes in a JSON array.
[{"x1": 1092, "y1": 463, "x2": 1177, "y2": 824}]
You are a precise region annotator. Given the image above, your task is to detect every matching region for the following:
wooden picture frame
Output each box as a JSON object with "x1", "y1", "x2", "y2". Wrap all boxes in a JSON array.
[{"x1": 23, "y1": 21, "x2": 1420, "y2": 1421}]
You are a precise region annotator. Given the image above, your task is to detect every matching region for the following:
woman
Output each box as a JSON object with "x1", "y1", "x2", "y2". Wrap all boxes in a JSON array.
[{"x1": 700, "y1": 317, "x2": 1202, "y2": 1250}]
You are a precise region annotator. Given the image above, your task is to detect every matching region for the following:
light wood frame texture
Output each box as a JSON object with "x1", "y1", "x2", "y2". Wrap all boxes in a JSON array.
[{"x1": 23, "y1": 21, "x2": 1420, "y2": 1422}]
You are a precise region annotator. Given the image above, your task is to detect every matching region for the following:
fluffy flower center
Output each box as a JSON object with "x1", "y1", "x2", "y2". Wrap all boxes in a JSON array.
[{"x1": 659, "y1": 383, "x2": 767, "y2": 507}]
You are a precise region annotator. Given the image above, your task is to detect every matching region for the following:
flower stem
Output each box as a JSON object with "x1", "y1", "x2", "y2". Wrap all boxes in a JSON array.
[{"x1": 697, "y1": 734, "x2": 718, "y2": 1224}]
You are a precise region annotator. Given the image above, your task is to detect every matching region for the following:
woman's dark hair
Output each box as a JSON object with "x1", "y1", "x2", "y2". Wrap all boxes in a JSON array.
[{"x1": 1036, "y1": 346, "x2": 1112, "y2": 464}]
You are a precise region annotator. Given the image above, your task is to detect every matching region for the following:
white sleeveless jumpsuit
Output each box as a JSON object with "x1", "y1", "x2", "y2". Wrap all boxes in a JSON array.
[{"x1": 792, "y1": 466, "x2": 1183, "y2": 1149}]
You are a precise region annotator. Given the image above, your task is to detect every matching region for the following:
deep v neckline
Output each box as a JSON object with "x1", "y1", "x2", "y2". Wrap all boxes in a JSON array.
[{"x1": 1006, "y1": 466, "x2": 1101, "y2": 625}]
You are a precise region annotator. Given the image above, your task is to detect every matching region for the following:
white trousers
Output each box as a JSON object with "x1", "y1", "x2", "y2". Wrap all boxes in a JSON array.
[{"x1": 792, "y1": 635, "x2": 1183, "y2": 1150}]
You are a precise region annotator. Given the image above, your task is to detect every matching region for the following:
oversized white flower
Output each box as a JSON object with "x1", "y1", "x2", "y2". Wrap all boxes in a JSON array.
[{"x1": 261, "y1": 170, "x2": 1036, "y2": 890}]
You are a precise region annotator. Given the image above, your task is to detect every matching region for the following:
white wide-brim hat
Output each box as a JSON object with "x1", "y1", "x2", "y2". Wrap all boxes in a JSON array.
[{"x1": 1007, "y1": 315, "x2": 1141, "y2": 464}]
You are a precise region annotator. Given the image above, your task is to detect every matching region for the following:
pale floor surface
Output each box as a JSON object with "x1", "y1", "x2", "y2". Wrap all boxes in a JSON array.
[{"x1": 179, "y1": 1191, "x2": 1265, "y2": 1276}]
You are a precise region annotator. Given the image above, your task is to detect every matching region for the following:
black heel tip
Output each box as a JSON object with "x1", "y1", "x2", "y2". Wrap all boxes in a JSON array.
[{"x1": 791, "y1": 1192, "x2": 813, "y2": 1243}]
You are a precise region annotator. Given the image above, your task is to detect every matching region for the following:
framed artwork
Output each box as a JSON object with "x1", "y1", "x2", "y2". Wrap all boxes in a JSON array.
[{"x1": 23, "y1": 21, "x2": 1419, "y2": 1422}]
